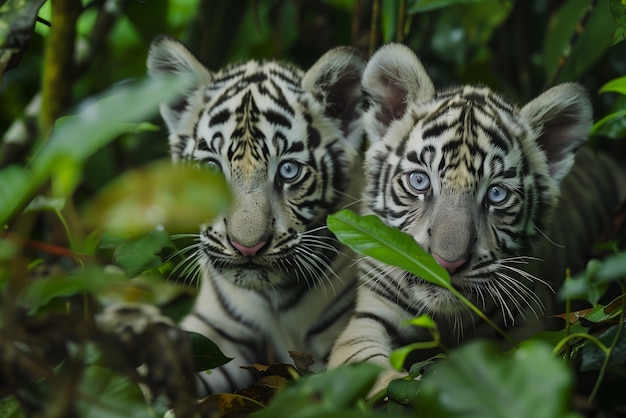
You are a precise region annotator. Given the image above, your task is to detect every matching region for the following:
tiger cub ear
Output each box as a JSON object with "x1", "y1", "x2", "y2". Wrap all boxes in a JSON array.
[
  {"x1": 362, "y1": 43, "x2": 435, "y2": 140},
  {"x1": 302, "y1": 46, "x2": 366, "y2": 147},
  {"x1": 147, "y1": 35, "x2": 213, "y2": 132},
  {"x1": 520, "y1": 83, "x2": 593, "y2": 184}
]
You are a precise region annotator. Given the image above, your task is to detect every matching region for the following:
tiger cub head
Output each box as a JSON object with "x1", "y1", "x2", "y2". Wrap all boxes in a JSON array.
[
  {"x1": 361, "y1": 43, "x2": 592, "y2": 314},
  {"x1": 148, "y1": 36, "x2": 365, "y2": 290}
]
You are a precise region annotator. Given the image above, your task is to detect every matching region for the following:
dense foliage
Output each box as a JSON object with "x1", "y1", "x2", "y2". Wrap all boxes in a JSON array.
[{"x1": 1, "y1": 0, "x2": 625, "y2": 417}]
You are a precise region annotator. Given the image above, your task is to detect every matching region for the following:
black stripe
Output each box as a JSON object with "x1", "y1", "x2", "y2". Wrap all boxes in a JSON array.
[
  {"x1": 209, "y1": 109, "x2": 231, "y2": 127},
  {"x1": 264, "y1": 109, "x2": 292, "y2": 128}
]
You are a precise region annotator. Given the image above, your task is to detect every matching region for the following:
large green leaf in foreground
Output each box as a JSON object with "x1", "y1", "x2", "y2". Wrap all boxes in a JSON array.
[
  {"x1": 414, "y1": 340, "x2": 580, "y2": 418},
  {"x1": 327, "y1": 210, "x2": 449, "y2": 288},
  {"x1": 83, "y1": 161, "x2": 231, "y2": 237},
  {"x1": 0, "y1": 75, "x2": 191, "y2": 226}
]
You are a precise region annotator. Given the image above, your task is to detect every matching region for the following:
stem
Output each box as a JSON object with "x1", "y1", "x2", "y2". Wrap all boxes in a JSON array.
[
  {"x1": 40, "y1": 0, "x2": 82, "y2": 134},
  {"x1": 564, "y1": 269, "x2": 574, "y2": 361},
  {"x1": 552, "y1": 333, "x2": 609, "y2": 357},
  {"x1": 588, "y1": 280, "x2": 626, "y2": 402}
]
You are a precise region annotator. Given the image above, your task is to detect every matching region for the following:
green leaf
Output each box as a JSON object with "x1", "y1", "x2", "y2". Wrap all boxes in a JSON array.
[
  {"x1": 0, "y1": 165, "x2": 30, "y2": 225},
  {"x1": 580, "y1": 322, "x2": 626, "y2": 373},
  {"x1": 560, "y1": 252, "x2": 626, "y2": 305},
  {"x1": 76, "y1": 365, "x2": 155, "y2": 418},
  {"x1": 32, "y1": 76, "x2": 191, "y2": 178},
  {"x1": 610, "y1": 0, "x2": 626, "y2": 45},
  {"x1": 544, "y1": 0, "x2": 616, "y2": 83},
  {"x1": 189, "y1": 331, "x2": 233, "y2": 371},
  {"x1": 559, "y1": 259, "x2": 610, "y2": 305},
  {"x1": 598, "y1": 75, "x2": 626, "y2": 95},
  {"x1": 0, "y1": 0, "x2": 46, "y2": 74},
  {"x1": 414, "y1": 340, "x2": 579, "y2": 418},
  {"x1": 83, "y1": 161, "x2": 231, "y2": 237},
  {"x1": 581, "y1": 295, "x2": 624, "y2": 324},
  {"x1": 327, "y1": 210, "x2": 450, "y2": 288},
  {"x1": 595, "y1": 251, "x2": 626, "y2": 282},
  {"x1": 16, "y1": 266, "x2": 127, "y2": 312},
  {"x1": 407, "y1": 352, "x2": 447, "y2": 375},
  {"x1": 96, "y1": 275, "x2": 195, "y2": 307},
  {"x1": 389, "y1": 316, "x2": 441, "y2": 371},
  {"x1": 0, "y1": 76, "x2": 192, "y2": 226},
  {"x1": 591, "y1": 109, "x2": 626, "y2": 136},
  {"x1": 390, "y1": 342, "x2": 437, "y2": 372},
  {"x1": 0, "y1": 396, "x2": 22, "y2": 418},
  {"x1": 253, "y1": 363, "x2": 384, "y2": 418},
  {"x1": 386, "y1": 378, "x2": 423, "y2": 408},
  {"x1": 112, "y1": 228, "x2": 175, "y2": 277},
  {"x1": 404, "y1": 315, "x2": 437, "y2": 329}
]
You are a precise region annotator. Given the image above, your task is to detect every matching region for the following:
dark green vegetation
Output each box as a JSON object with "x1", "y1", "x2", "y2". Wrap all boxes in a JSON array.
[{"x1": 1, "y1": 0, "x2": 625, "y2": 417}]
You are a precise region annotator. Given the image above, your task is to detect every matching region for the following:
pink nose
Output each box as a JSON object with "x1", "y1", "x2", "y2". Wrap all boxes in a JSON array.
[
  {"x1": 231, "y1": 240, "x2": 267, "y2": 256},
  {"x1": 432, "y1": 253, "x2": 466, "y2": 273}
]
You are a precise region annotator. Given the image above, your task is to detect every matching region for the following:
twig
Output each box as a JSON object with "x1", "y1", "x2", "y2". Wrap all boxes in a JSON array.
[{"x1": 545, "y1": 0, "x2": 597, "y2": 88}]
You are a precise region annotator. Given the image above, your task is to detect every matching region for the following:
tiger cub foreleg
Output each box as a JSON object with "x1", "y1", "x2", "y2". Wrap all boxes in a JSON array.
[{"x1": 328, "y1": 286, "x2": 414, "y2": 395}]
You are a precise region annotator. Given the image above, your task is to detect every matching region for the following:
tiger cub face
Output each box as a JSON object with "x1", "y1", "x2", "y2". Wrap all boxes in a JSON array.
[
  {"x1": 361, "y1": 44, "x2": 592, "y2": 315},
  {"x1": 148, "y1": 36, "x2": 365, "y2": 290}
]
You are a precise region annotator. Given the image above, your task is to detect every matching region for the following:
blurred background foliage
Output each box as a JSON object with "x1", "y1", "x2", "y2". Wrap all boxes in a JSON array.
[
  {"x1": 1, "y1": 0, "x2": 626, "y2": 417},
  {"x1": 3, "y1": 0, "x2": 626, "y2": 184},
  {"x1": 2, "y1": 0, "x2": 626, "y2": 180}
]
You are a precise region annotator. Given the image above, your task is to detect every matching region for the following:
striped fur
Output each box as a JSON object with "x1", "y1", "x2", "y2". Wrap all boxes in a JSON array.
[
  {"x1": 328, "y1": 43, "x2": 626, "y2": 389},
  {"x1": 148, "y1": 36, "x2": 365, "y2": 394}
]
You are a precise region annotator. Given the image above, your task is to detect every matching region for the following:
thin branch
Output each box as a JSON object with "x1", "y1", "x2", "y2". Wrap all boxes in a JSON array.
[
  {"x1": 40, "y1": 0, "x2": 82, "y2": 134},
  {"x1": 545, "y1": 0, "x2": 598, "y2": 88}
]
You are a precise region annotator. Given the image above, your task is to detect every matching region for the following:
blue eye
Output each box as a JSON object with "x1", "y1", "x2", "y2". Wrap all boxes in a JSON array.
[
  {"x1": 205, "y1": 159, "x2": 222, "y2": 172},
  {"x1": 487, "y1": 184, "x2": 509, "y2": 204},
  {"x1": 407, "y1": 171, "x2": 431, "y2": 193},
  {"x1": 278, "y1": 160, "x2": 301, "y2": 182}
]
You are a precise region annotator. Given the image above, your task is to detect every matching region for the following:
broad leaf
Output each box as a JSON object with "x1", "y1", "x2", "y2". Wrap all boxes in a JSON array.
[
  {"x1": 76, "y1": 365, "x2": 155, "y2": 418},
  {"x1": 544, "y1": 0, "x2": 615, "y2": 83},
  {"x1": 0, "y1": 76, "x2": 191, "y2": 226},
  {"x1": 112, "y1": 228, "x2": 175, "y2": 277},
  {"x1": 598, "y1": 75, "x2": 626, "y2": 95},
  {"x1": 0, "y1": 165, "x2": 30, "y2": 225},
  {"x1": 253, "y1": 363, "x2": 386, "y2": 418},
  {"x1": 580, "y1": 322, "x2": 626, "y2": 373},
  {"x1": 560, "y1": 252, "x2": 626, "y2": 305},
  {"x1": 559, "y1": 260, "x2": 610, "y2": 305},
  {"x1": 327, "y1": 210, "x2": 450, "y2": 288},
  {"x1": 414, "y1": 340, "x2": 579, "y2": 418},
  {"x1": 16, "y1": 266, "x2": 127, "y2": 312},
  {"x1": 611, "y1": 0, "x2": 626, "y2": 45},
  {"x1": 188, "y1": 331, "x2": 233, "y2": 372},
  {"x1": 83, "y1": 161, "x2": 231, "y2": 237},
  {"x1": 0, "y1": 0, "x2": 46, "y2": 76}
]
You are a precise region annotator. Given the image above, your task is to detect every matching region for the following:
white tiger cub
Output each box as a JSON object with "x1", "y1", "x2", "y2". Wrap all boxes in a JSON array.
[
  {"x1": 147, "y1": 36, "x2": 366, "y2": 394},
  {"x1": 328, "y1": 43, "x2": 626, "y2": 392}
]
